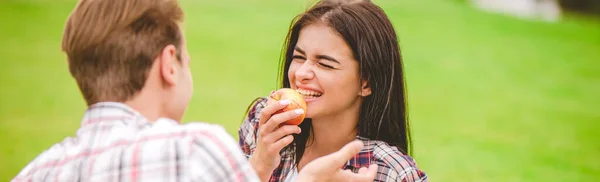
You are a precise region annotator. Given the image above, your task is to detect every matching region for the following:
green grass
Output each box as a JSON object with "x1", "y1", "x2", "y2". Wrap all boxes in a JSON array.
[{"x1": 1, "y1": 0, "x2": 599, "y2": 181}]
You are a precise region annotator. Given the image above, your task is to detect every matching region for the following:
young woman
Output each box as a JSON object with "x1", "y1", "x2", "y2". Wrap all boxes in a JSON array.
[{"x1": 239, "y1": 0, "x2": 427, "y2": 181}]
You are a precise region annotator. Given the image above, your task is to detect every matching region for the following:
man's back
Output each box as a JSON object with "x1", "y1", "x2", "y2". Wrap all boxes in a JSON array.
[{"x1": 13, "y1": 102, "x2": 258, "y2": 182}]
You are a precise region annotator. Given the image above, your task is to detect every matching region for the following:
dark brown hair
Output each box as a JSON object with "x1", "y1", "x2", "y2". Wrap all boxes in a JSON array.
[
  {"x1": 278, "y1": 0, "x2": 412, "y2": 164},
  {"x1": 62, "y1": 0, "x2": 184, "y2": 105}
]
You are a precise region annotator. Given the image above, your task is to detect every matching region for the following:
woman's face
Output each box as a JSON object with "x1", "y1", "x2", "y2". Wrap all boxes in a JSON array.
[{"x1": 288, "y1": 23, "x2": 371, "y2": 119}]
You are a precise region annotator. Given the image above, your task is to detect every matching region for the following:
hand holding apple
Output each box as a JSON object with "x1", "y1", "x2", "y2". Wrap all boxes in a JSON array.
[
  {"x1": 270, "y1": 88, "x2": 307, "y2": 125},
  {"x1": 248, "y1": 88, "x2": 305, "y2": 181}
]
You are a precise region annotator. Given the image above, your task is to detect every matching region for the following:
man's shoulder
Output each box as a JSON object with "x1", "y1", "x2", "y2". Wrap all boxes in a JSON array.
[
  {"x1": 145, "y1": 118, "x2": 231, "y2": 138},
  {"x1": 133, "y1": 119, "x2": 238, "y2": 152},
  {"x1": 170, "y1": 120, "x2": 236, "y2": 143},
  {"x1": 12, "y1": 136, "x2": 76, "y2": 180},
  {"x1": 12, "y1": 120, "x2": 238, "y2": 182}
]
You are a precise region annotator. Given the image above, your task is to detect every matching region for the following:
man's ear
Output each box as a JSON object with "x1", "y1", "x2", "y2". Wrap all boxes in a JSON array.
[
  {"x1": 359, "y1": 80, "x2": 372, "y2": 97},
  {"x1": 159, "y1": 45, "x2": 178, "y2": 86}
]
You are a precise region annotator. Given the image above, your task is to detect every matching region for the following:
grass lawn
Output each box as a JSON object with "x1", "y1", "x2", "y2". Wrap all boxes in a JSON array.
[{"x1": 0, "y1": 0, "x2": 599, "y2": 181}]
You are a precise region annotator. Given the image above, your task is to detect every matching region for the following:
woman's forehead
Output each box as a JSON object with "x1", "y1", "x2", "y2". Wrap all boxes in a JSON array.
[{"x1": 296, "y1": 24, "x2": 353, "y2": 58}]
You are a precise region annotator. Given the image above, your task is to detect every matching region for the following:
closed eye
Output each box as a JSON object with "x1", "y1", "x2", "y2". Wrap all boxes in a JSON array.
[
  {"x1": 318, "y1": 62, "x2": 335, "y2": 69},
  {"x1": 292, "y1": 55, "x2": 306, "y2": 60}
]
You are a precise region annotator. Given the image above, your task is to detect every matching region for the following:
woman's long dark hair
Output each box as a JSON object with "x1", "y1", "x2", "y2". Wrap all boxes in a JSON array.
[{"x1": 277, "y1": 0, "x2": 412, "y2": 165}]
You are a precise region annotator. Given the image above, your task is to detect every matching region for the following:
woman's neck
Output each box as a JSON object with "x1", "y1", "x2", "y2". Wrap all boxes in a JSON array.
[
  {"x1": 297, "y1": 111, "x2": 359, "y2": 171},
  {"x1": 297, "y1": 98, "x2": 364, "y2": 171},
  {"x1": 307, "y1": 111, "x2": 359, "y2": 155}
]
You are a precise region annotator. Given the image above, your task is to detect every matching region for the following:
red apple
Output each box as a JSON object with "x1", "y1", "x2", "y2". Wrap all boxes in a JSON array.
[{"x1": 271, "y1": 88, "x2": 307, "y2": 125}]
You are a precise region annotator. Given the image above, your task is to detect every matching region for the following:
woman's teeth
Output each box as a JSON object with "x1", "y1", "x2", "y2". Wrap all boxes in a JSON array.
[{"x1": 296, "y1": 88, "x2": 322, "y2": 99}]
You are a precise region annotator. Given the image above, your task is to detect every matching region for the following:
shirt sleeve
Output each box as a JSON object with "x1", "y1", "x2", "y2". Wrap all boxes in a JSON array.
[
  {"x1": 388, "y1": 155, "x2": 428, "y2": 182},
  {"x1": 237, "y1": 97, "x2": 268, "y2": 158},
  {"x1": 187, "y1": 124, "x2": 260, "y2": 182},
  {"x1": 397, "y1": 167, "x2": 428, "y2": 182}
]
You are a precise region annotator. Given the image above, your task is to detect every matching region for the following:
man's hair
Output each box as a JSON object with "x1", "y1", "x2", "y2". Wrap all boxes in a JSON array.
[{"x1": 62, "y1": 0, "x2": 184, "y2": 105}]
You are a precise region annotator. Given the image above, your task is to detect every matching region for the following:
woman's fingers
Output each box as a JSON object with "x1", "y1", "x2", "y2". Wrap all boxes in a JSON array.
[
  {"x1": 267, "y1": 135, "x2": 295, "y2": 154},
  {"x1": 260, "y1": 109, "x2": 303, "y2": 135},
  {"x1": 258, "y1": 99, "x2": 290, "y2": 127}
]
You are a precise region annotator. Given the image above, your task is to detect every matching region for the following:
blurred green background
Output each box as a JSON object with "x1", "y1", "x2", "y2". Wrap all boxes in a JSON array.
[{"x1": 1, "y1": 0, "x2": 599, "y2": 181}]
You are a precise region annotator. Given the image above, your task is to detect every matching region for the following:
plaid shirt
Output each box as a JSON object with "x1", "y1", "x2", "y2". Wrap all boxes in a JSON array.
[
  {"x1": 13, "y1": 102, "x2": 259, "y2": 182},
  {"x1": 238, "y1": 97, "x2": 428, "y2": 182}
]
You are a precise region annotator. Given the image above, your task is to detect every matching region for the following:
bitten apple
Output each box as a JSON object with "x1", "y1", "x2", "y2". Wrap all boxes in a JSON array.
[{"x1": 271, "y1": 88, "x2": 307, "y2": 125}]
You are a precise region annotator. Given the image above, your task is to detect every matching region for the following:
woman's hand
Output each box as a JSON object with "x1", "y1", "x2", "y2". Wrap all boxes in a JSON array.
[{"x1": 249, "y1": 91, "x2": 304, "y2": 182}]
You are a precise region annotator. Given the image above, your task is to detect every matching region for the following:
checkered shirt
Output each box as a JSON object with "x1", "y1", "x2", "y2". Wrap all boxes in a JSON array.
[
  {"x1": 13, "y1": 102, "x2": 259, "y2": 182},
  {"x1": 238, "y1": 97, "x2": 428, "y2": 182}
]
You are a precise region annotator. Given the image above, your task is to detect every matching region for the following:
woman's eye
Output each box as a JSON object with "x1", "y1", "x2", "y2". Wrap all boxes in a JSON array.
[
  {"x1": 292, "y1": 55, "x2": 306, "y2": 61},
  {"x1": 318, "y1": 62, "x2": 335, "y2": 69}
]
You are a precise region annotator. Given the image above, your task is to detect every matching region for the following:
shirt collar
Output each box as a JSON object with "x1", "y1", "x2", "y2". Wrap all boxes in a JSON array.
[
  {"x1": 80, "y1": 102, "x2": 149, "y2": 127},
  {"x1": 345, "y1": 136, "x2": 375, "y2": 169}
]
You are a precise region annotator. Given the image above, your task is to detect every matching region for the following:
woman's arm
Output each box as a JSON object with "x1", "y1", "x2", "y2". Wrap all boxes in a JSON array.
[{"x1": 238, "y1": 97, "x2": 268, "y2": 158}]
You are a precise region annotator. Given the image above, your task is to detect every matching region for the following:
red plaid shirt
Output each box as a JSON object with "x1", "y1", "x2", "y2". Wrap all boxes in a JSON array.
[
  {"x1": 13, "y1": 102, "x2": 259, "y2": 182},
  {"x1": 239, "y1": 97, "x2": 428, "y2": 182}
]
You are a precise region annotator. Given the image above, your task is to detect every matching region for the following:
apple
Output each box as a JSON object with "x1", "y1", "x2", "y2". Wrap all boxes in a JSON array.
[{"x1": 271, "y1": 88, "x2": 307, "y2": 125}]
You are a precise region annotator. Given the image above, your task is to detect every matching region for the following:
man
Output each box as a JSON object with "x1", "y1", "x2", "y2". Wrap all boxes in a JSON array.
[{"x1": 12, "y1": 0, "x2": 377, "y2": 181}]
